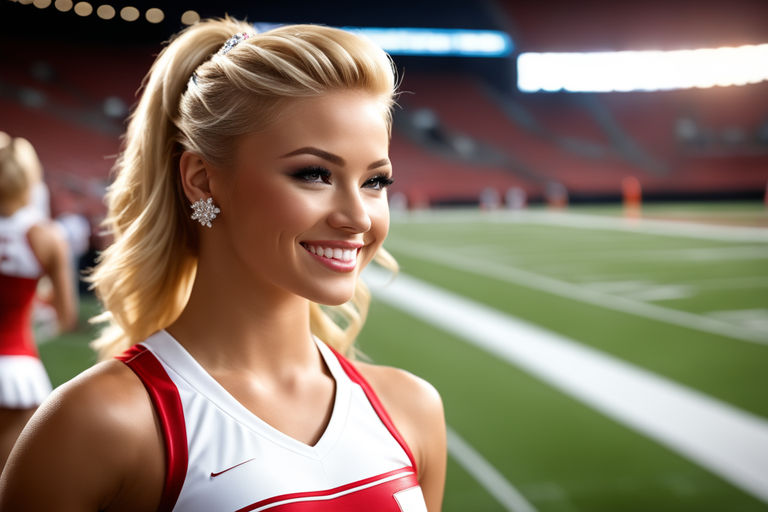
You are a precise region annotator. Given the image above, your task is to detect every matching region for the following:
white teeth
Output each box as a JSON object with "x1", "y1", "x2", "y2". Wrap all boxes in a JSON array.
[{"x1": 305, "y1": 244, "x2": 357, "y2": 262}]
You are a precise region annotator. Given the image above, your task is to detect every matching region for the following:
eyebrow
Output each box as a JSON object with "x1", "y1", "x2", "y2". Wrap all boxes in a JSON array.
[{"x1": 281, "y1": 146, "x2": 390, "y2": 170}]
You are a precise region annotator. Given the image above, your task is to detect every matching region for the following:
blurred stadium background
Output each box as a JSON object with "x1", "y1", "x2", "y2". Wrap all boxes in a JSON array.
[{"x1": 2, "y1": 0, "x2": 767, "y2": 510}]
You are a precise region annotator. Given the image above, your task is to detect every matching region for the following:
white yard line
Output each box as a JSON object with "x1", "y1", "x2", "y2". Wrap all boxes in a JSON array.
[
  {"x1": 455, "y1": 245, "x2": 768, "y2": 265},
  {"x1": 586, "y1": 245, "x2": 768, "y2": 262},
  {"x1": 689, "y1": 276, "x2": 768, "y2": 290},
  {"x1": 364, "y1": 267, "x2": 768, "y2": 505},
  {"x1": 630, "y1": 245, "x2": 768, "y2": 262},
  {"x1": 395, "y1": 209, "x2": 768, "y2": 242},
  {"x1": 385, "y1": 241, "x2": 768, "y2": 345},
  {"x1": 446, "y1": 426, "x2": 538, "y2": 512}
]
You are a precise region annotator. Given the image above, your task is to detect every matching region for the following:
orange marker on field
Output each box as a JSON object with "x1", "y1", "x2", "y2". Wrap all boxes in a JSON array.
[{"x1": 622, "y1": 176, "x2": 642, "y2": 219}]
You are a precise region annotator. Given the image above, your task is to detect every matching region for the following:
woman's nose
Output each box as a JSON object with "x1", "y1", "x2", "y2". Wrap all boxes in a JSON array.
[{"x1": 327, "y1": 188, "x2": 372, "y2": 233}]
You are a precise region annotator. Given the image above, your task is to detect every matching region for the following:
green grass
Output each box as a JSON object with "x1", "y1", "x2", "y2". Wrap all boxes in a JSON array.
[
  {"x1": 38, "y1": 295, "x2": 100, "y2": 387},
  {"x1": 359, "y1": 301, "x2": 767, "y2": 511},
  {"x1": 365, "y1": 203, "x2": 768, "y2": 510},
  {"x1": 36, "y1": 201, "x2": 768, "y2": 511},
  {"x1": 384, "y1": 251, "x2": 768, "y2": 418}
]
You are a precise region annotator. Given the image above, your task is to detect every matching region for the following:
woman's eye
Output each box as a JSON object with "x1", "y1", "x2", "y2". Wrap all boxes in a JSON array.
[
  {"x1": 291, "y1": 167, "x2": 331, "y2": 184},
  {"x1": 364, "y1": 175, "x2": 394, "y2": 190}
]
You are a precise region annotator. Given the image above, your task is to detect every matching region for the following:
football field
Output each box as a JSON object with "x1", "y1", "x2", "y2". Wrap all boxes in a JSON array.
[{"x1": 39, "y1": 202, "x2": 768, "y2": 511}]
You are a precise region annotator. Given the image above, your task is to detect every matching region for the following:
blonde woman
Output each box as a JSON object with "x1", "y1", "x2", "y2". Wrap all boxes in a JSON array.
[
  {"x1": 0, "y1": 134, "x2": 77, "y2": 474},
  {"x1": 0, "y1": 18, "x2": 446, "y2": 511}
]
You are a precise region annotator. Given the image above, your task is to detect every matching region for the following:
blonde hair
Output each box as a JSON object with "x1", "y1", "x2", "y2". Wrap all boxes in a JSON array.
[
  {"x1": 89, "y1": 18, "x2": 399, "y2": 359},
  {"x1": 0, "y1": 133, "x2": 38, "y2": 206}
]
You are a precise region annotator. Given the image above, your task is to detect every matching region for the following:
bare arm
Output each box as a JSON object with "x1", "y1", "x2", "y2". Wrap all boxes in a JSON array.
[
  {"x1": 0, "y1": 361, "x2": 165, "y2": 512},
  {"x1": 27, "y1": 222, "x2": 77, "y2": 331},
  {"x1": 356, "y1": 363, "x2": 447, "y2": 511}
]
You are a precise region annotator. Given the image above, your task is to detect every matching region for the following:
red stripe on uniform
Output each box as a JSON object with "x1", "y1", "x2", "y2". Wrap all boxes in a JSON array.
[
  {"x1": 236, "y1": 467, "x2": 419, "y2": 512},
  {"x1": 116, "y1": 345, "x2": 188, "y2": 512},
  {"x1": 329, "y1": 346, "x2": 419, "y2": 472},
  {"x1": 0, "y1": 274, "x2": 39, "y2": 357}
]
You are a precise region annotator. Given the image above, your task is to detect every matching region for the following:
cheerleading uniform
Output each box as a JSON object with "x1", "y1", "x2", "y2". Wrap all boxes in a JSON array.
[
  {"x1": 0, "y1": 208, "x2": 52, "y2": 408},
  {"x1": 116, "y1": 330, "x2": 427, "y2": 512}
]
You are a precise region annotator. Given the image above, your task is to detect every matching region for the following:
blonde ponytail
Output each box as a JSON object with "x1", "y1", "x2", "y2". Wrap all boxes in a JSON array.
[
  {"x1": 0, "y1": 134, "x2": 36, "y2": 206},
  {"x1": 90, "y1": 18, "x2": 398, "y2": 358},
  {"x1": 89, "y1": 18, "x2": 252, "y2": 357}
]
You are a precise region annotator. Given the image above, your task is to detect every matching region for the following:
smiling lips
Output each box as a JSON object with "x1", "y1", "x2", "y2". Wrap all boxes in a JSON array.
[{"x1": 301, "y1": 241, "x2": 362, "y2": 272}]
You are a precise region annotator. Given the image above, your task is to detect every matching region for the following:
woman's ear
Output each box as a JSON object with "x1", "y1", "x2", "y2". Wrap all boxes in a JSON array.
[{"x1": 179, "y1": 151, "x2": 213, "y2": 203}]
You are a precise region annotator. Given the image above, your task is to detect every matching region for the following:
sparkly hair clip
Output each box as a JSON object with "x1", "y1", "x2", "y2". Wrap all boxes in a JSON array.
[
  {"x1": 217, "y1": 32, "x2": 252, "y2": 56},
  {"x1": 187, "y1": 31, "x2": 254, "y2": 90}
]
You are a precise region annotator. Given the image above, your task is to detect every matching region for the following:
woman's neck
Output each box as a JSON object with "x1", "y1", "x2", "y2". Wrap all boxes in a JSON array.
[{"x1": 167, "y1": 259, "x2": 317, "y2": 377}]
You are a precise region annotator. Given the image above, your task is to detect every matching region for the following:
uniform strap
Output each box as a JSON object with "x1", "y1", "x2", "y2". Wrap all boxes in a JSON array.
[
  {"x1": 328, "y1": 346, "x2": 418, "y2": 473},
  {"x1": 116, "y1": 344, "x2": 188, "y2": 512}
]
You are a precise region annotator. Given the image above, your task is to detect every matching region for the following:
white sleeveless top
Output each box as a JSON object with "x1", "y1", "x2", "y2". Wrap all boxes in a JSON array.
[
  {"x1": 0, "y1": 207, "x2": 43, "y2": 279},
  {"x1": 117, "y1": 330, "x2": 427, "y2": 512}
]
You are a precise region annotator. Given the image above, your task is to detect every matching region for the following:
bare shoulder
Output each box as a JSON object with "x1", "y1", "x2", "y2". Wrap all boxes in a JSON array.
[
  {"x1": 16, "y1": 358, "x2": 154, "y2": 453},
  {"x1": 26, "y1": 220, "x2": 67, "y2": 266},
  {"x1": 26, "y1": 220, "x2": 66, "y2": 249},
  {"x1": 0, "y1": 359, "x2": 164, "y2": 511},
  {"x1": 34, "y1": 358, "x2": 151, "y2": 434},
  {"x1": 353, "y1": 361, "x2": 443, "y2": 417}
]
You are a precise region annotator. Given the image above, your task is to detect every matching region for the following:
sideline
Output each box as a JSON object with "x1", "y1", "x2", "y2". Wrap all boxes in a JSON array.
[
  {"x1": 446, "y1": 426, "x2": 538, "y2": 512},
  {"x1": 394, "y1": 209, "x2": 768, "y2": 243},
  {"x1": 364, "y1": 267, "x2": 768, "y2": 504},
  {"x1": 385, "y1": 241, "x2": 768, "y2": 345}
]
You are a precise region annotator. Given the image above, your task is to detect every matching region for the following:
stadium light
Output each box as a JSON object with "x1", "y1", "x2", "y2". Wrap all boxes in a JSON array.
[
  {"x1": 517, "y1": 43, "x2": 768, "y2": 92},
  {"x1": 348, "y1": 27, "x2": 513, "y2": 57},
  {"x1": 253, "y1": 23, "x2": 513, "y2": 57}
]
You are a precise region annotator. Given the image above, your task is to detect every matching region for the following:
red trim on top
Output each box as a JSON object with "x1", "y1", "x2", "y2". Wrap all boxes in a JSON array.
[
  {"x1": 0, "y1": 274, "x2": 40, "y2": 357},
  {"x1": 328, "y1": 347, "x2": 418, "y2": 473},
  {"x1": 236, "y1": 467, "x2": 418, "y2": 512},
  {"x1": 116, "y1": 345, "x2": 188, "y2": 512}
]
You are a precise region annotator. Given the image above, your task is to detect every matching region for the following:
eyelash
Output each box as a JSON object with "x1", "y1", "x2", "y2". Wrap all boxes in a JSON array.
[
  {"x1": 291, "y1": 166, "x2": 331, "y2": 184},
  {"x1": 365, "y1": 175, "x2": 395, "y2": 190},
  {"x1": 289, "y1": 167, "x2": 394, "y2": 190}
]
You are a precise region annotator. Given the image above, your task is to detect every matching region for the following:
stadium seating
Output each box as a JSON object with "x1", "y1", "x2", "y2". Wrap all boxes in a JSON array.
[
  {"x1": 2, "y1": 36, "x2": 767, "y2": 222},
  {"x1": 397, "y1": 71, "x2": 768, "y2": 202}
]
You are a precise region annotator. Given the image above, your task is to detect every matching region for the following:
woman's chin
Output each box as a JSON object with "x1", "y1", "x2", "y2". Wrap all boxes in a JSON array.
[
  {"x1": 308, "y1": 283, "x2": 358, "y2": 307},
  {"x1": 315, "y1": 293, "x2": 355, "y2": 307}
]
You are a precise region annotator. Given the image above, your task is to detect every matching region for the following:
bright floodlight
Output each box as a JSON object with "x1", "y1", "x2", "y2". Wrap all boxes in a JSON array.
[
  {"x1": 252, "y1": 23, "x2": 513, "y2": 57},
  {"x1": 517, "y1": 43, "x2": 768, "y2": 92},
  {"x1": 352, "y1": 28, "x2": 513, "y2": 57}
]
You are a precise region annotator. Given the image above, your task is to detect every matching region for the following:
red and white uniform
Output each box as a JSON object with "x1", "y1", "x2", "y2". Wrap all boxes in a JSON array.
[
  {"x1": 117, "y1": 330, "x2": 427, "y2": 512},
  {"x1": 0, "y1": 208, "x2": 52, "y2": 408}
]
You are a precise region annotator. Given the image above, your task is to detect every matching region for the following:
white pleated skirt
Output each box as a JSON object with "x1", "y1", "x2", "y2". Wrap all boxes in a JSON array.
[{"x1": 0, "y1": 355, "x2": 52, "y2": 408}]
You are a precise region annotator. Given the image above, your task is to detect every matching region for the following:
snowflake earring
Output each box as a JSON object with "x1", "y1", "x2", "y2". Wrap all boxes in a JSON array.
[{"x1": 190, "y1": 197, "x2": 220, "y2": 228}]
